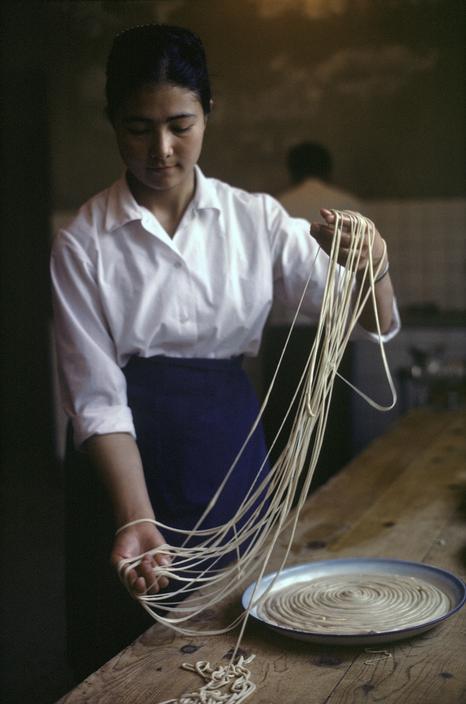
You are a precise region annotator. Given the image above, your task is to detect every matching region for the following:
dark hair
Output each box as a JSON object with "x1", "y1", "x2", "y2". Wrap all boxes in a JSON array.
[
  {"x1": 105, "y1": 24, "x2": 212, "y2": 123},
  {"x1": 287, "y1": 142, "x2": 333, "y2": 184}
]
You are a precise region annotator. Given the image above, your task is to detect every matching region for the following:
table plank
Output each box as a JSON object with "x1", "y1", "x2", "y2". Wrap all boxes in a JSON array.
[
  {"x1": 306, "y1": 412, "x2": 466, "y2": 704},
  {"x1": 326, "y1": 610, "x2": 466, "y2": 704},
  {"x1": 281, "y1": 408, "x2": 457, "y2": 557},
  {"x1": 57, "y1": 410, "x2": 466, "y2": 704},
  {"x1": 325, "y1": 411, "x2": 465, "y2": 560}
]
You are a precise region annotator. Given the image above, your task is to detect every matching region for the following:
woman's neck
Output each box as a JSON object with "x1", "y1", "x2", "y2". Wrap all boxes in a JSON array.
[{"x1": 126, "y1": 170, "x2": 196, "y2": 237}]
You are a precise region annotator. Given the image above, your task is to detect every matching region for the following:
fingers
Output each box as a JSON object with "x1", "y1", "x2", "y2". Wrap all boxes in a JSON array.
[
  {"x1": 312, "y1": 209, "x2": 370, "y2": 250},
  {"x1": 320, "y1": 207, "x2": 334, "y2": 223},
  {"x1": 312, "y1": 222, "x2": 353, "y2": 250},
  {"x1": 311, "y1": 224, "x2": 370, "y2": 271},
  {"x1": 319, "y1": 208, "x2": 363, "y2": 232},
  {"x1": 112, "y1": 524, "x2": 172, "y2": 595},
  {"x1": 128, "y1": 552, "x2": 172, "y2": 595},
  {"x1": 320, "y1": 208, "x2": 352, "y2": 227},
  {"x1": 132, "y1": 574, "x2": 147, "y2": 594},
  {"x1": 311, "y1": 209, "x2": 385, "y2": 273},
  {"x1": 153, "y1": 551, "x2": 171, "y2": 591}
]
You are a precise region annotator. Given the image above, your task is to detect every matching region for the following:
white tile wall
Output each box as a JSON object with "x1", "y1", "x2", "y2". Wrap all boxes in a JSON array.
[{"x1": 365, "y1": 198, "x2": 466, "y2": 311}]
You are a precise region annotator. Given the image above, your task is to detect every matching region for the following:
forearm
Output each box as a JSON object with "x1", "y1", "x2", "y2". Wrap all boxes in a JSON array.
[
  {"x1": 355, "y1": 254, "x2": 395, "y2": 334},
  {"x1": 85, "y1": 432, "x2": 154, "y2": 527}
]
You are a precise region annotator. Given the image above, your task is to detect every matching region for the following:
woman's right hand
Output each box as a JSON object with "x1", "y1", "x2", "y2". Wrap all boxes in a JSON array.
[
  {"x1": 112, "y1": 521, "x2": 172, "y2": 595},
  {"x1": 84, "y1": 432, "x2": 172, "y2": 596}
]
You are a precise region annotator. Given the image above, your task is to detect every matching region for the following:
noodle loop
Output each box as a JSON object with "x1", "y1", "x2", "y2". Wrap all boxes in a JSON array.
[{"x1": 257, "y1": 573, "x2": 451, "y2": 634}]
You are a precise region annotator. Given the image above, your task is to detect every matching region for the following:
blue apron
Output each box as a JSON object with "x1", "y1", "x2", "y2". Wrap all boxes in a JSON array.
[{"x1": 66, "y1": 355, "x2": 270, "y2": 680}]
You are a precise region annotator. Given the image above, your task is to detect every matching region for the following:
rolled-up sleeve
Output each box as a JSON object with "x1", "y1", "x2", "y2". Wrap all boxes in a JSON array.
[
  {"x1": 50, "y1": 231, "x2": 135, "y2": 448},
  {"x1": 351, "y1": 302, "x2": 401, "y2": 342}
]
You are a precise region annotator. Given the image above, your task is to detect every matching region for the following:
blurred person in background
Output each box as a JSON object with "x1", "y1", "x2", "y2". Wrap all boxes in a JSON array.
[{"x1": 271, "y1": 142, "x2": 362, "y2": 324}]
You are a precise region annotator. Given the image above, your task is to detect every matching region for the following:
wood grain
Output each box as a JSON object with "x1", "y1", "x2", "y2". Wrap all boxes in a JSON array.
[{"x1": 57, "y1": 410, "x2": 466, "y2": 704}]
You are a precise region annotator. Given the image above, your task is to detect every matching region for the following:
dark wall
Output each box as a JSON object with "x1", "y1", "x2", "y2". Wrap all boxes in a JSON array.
[
  {"x1": 1, "y1": 3, "x2": 67, "y2": 702},
  {"x1": 1, "y1": 6, "x2": 55, "y2": 458},
  {"x1": 42, "y1": 0, "x2": 465, "y2": 211}
]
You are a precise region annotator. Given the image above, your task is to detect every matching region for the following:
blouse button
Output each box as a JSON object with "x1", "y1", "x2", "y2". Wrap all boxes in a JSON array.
[{"x1": 174, "y1": 261, "x2": 182, "y2": 269}]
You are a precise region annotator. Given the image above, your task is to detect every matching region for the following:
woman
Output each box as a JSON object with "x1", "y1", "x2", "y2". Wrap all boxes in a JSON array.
[{"x1": 51, "y1": 24, "x2": 399, "y2": 679}]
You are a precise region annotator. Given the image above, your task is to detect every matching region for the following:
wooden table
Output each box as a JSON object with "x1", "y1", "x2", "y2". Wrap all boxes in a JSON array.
[{"x1": 58, "y1": 409, "x2": 466, "y2": 704}]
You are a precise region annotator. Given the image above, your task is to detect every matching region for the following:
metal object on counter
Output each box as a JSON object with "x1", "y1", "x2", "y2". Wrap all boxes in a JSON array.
[{"x1": 399, "y1": 345, "x2": 466, "y2": 411}]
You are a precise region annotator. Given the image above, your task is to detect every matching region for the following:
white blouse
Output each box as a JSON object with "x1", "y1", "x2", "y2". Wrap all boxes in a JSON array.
[{"x1": 51, "y1": 166, "x2": 400, "y2": 447}]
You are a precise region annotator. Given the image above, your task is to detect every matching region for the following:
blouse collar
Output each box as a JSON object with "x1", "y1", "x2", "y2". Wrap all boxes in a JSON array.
[{"x1": 104, "y1": 165, "x2": 221, "y2": 233}]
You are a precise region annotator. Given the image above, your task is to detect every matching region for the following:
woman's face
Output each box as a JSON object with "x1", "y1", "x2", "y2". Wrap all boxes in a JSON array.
[{"x1": 114, "y1": 83, "x2": 207, "y2": 197}]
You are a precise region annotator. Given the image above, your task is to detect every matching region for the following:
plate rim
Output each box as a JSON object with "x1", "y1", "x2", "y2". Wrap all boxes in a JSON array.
[{"x1": 241, "y1": 557, "x2": 466, "y2": 641}]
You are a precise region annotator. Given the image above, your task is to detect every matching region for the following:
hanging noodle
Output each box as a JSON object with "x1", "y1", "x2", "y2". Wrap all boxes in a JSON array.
[{"x1": 117, "y1": 210, "x2": 397, "y2": 703}]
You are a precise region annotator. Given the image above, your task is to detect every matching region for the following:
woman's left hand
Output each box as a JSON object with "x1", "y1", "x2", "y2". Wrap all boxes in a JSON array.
[
  {"x1": 310, "y1": 208, "x2": 386, "y2": 272},
  {"x1": 113, "y1": 521, "x2": 171, "y2": 595}
]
